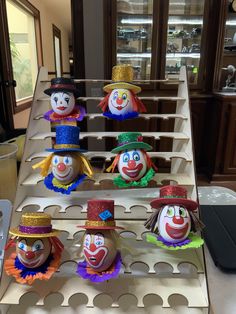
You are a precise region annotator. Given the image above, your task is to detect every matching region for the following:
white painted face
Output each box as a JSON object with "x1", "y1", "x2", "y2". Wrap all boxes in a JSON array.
[
  {"x1": 51, "y1": 92, "x2": 75, "y2": 116},
  {"x1": 118, "y1": 149, "x2": 147, "y2": 182},
  {"x1": 108, "y1": 89, "x2": 133, "y2": 115},
  {"x1": 51, "y1": 153, "x2": 81, "y2": 185},
  {"x1": 157, "y1": 205, "x2": 191, "y2": 243}
]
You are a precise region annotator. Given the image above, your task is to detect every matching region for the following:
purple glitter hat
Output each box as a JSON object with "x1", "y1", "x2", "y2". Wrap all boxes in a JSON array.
[{"x1": 9, "y1": 213, "x2": 60, "y2": 238}]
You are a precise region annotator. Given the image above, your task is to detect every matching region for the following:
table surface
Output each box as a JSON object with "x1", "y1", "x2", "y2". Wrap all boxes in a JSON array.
[{"x1": 198, "y1": 186, "x2": 236, "y2": 314}]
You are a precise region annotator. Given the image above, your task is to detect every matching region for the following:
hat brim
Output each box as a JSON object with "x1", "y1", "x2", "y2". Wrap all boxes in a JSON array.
[
  {"x1": 103, "y1": 82, "x2": 141, "y2": 94},
  {"x1": 9, "y1": 228, "x2": 60, "y2": 238},
  {"x1": 77, "y1": 225, "x2": 124, "y2": 230},
  {"x1": 111, "y1": 142, "x2": 152, "y2": 154},
  {"x1": 150, "y1": 198, "x2": 198, "y2": 211},
  {"x1": 46, "y1": 148, "x2": 87, "y2": 153},
  {"x1": 44, "y1": 87, "x2": 80, "y2": 98}
]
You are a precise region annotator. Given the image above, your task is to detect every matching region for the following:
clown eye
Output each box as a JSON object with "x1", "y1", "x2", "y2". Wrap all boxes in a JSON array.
[
  {"x1": 122, "y1": 93, "x2": 127, "y2": 100},
  {"x1": 64, "y1": 97, "x2": 70, "y2": 104},
  {"x1": 123, "y1": 153, "x2": 130, "y2": 163},
  {"x1": 179, "y1": 207, "x2": 187, "y2": 218},
  {"x1": 94, "y1": 233, "x2": 104, "y2": 247},
  {"x1": 53, "y1": 96, "x2": 58, "y2": 103},
  {"x1": 32, "y1": 240, "x2": 44, "y2": 252},
  {"x1": 52, "y1": 156, "x2": 59, "y2": 166},
  {"x1": 166, "y1": 206, "x2": 174, "y2": 217},
  {"x1": 18, "y1": 240, "x2": 27, "y2": 251},
  {"x1": 133, "y1": 151, "x2": 140, "y2": 161},
  {"x1": 113, "y1": 92, "x2": 118, "y2": 100},
  {"x1": 84, "y1": 234, "x2": 91, "y2": 248},
  {"x1": 63, "y1": 156, "x2": 72, "y2": 165}
]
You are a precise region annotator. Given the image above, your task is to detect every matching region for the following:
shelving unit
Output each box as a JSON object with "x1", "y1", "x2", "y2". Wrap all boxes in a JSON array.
[{"x1": 0, "y1": 66, "x2": 209, "y2": 313}]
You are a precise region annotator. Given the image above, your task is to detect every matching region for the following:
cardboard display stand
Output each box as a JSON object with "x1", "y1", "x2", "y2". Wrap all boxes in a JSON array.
[{"x1": 0, "y1": 67, "x2": 209, "y2": 313}]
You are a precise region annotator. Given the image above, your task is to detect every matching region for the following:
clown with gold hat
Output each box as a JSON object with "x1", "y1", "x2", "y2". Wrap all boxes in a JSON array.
[
  {"x1": 98, "y1": 64, "x2": 147, "y2": 121},
  {"x1": 32, "y1": 125, "x2": 93, "y2": 194},
  {"x1": 4, "y1": 212, "x2": 64, "y2": 285}
]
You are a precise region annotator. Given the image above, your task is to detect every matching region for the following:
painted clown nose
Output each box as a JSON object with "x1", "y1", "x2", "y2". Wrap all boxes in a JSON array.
[
  {"x1": 118, "y1": 149, "x2": 147, "y2": 181},
  {"x1": 108, "y1": 89, "x2": 133, "y2": 115},
  {"x1": 157, "y1": 205, "x2": 191, "y2": 243}
]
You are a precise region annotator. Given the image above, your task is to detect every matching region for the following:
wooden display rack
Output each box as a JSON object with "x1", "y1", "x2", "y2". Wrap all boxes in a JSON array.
[{"x1": 0, "y1": 66, "x2": 209, "y2": 313}]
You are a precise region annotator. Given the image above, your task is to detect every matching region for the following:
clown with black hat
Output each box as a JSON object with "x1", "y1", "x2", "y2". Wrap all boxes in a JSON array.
[
  {"x1": 43, "y1": 77, "x2": 85, "y2": 126},
  {"x1": 107, "y1": 132, "x2": 158, "y2": 187},
  {"x1": 33, "y1": 125, "x2": 93, "y2": 194}
]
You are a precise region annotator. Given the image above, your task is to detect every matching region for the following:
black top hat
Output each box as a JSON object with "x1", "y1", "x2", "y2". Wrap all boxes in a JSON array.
[{"x1": 44, "y1": 77, "x2": 80, "y2": 97}]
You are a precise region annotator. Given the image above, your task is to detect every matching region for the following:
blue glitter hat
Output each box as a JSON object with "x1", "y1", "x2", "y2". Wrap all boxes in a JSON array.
[{"x1": 46, "y1": 125, "x2": 86, "y2": 153}]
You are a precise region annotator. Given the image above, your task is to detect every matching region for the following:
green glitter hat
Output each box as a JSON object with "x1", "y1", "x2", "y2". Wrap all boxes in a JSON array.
[{"x1": 111, "y1": 132, "x2": 152, "y2": 154}]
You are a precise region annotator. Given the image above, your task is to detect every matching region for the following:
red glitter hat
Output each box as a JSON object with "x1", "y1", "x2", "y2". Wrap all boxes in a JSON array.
[
  {"x1": 77, "y1": 200, "x2": 124, "y2": 230},
  {"x1": 150, "y1": 185, "x2": 198, "y2": 211}
]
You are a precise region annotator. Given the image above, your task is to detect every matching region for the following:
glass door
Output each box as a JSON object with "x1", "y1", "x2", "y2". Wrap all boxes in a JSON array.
[
  {"x1": 165, "y1": 0, "x2": 205, "y2": 85},
  {"x1": 116, "y1": 0, "x2": 154, "y2": 80}
]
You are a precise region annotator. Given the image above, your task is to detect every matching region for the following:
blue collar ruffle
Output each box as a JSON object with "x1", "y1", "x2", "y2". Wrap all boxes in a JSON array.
[
  {"x1": 14, "y1": 254, "x2": 54, "y2": 279},
  {"x1": 103, "y1": 111, "x2": 139, "y2": 121},
  {"x1": 44, "y1": 173, "x2": 86, "y2": 195}
]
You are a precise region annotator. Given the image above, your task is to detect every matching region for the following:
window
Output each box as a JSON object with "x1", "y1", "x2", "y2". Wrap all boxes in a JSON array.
[
  {"x1": 53, "y1": 24, "x2": 63, "y2": 77},
  {"x1": 6, "y1": 0, "x2": 41, "y2": 111}
]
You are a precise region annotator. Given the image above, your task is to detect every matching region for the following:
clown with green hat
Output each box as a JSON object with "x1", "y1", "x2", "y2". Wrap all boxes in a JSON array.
[{"x1": 107, "y1": 132, "x2": 158, "y2": 187}]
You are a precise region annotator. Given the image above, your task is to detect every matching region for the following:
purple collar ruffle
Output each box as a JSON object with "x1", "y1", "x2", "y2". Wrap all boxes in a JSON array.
[
  {"x1": 157, "y1": 235, "x2": 191, "y2": 247},
  {"x1": 103, "y1": 111, "x2": 139, "y2": 121},
  {"x1": 76, "y1": 251, "x2": 122, "y2": 282},
  {"x1": 44, "y1": 105, "x2": 85, "y2": 122}
]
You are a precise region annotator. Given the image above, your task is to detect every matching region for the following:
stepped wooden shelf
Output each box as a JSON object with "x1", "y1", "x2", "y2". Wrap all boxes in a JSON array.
[{"x1": 0, "y1": 66, "x2": 209, "y2": 314}]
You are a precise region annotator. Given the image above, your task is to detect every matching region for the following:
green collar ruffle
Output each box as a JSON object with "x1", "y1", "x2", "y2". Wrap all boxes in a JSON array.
[
  {"x1": 146, "y1": 232, "x2": 204, "y2": 250},
  {"x1": 113, "y1": 168, "x2": 155, "y2": 188}
]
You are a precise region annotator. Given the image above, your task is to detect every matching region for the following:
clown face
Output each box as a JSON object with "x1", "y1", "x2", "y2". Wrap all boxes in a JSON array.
[
  {"x1": 108, "y1": 89, "x2": 133, "y2": 115},
  {"x1": 16, "y1": 237, "x2": 51, "y2": 268},
  {"x1": 83, "y1": 230, "x2": 117, "y2": 272},
  {"x1": 118, "y1": 149, "x2": 147, "y2": 182},
  {"x1": 51, "y1": 152, "x2": 81, "y2": 185},
  {"x1": 51, "y1": 92, "x2": 75, "y2": 116},
  {"x1": 157, "y1": 205, "x2": 191, "y2": 243}
]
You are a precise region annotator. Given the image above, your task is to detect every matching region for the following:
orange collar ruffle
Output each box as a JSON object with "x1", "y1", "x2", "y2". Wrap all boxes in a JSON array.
[{"x1": 4, "y1": 252, "x2": 61, "y2": 285}]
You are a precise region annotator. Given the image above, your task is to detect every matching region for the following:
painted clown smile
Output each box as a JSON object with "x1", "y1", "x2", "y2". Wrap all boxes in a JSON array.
[
  {"x1": 53, "y1": 167, "x2": 72, "y2": 179},
  {"x1": 18, "y1": 254, "x2": 45, "y2": 268},
  {"x1": 111, "y1": 100, "x2": 129, "y2": 111},
  {"x1": 83, "y1": 247, "x2": 108, "y2": 268},
  {"x1": 57, "y1": 106, "x2": 67, "y2": 111},
  {"x1": 122, "y1": 163, "x2": 143, "y2": 178},
  {"x1": 165, "y1": 223, "x2": 189, "y2": 239}
]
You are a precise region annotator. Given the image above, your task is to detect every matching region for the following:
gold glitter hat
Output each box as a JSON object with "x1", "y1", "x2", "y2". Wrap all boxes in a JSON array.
[
  {"x1": 103, "y1": 64, "x2": 141, "y2": 94},
  {"x1": 9, "y1": 213, "x2": 61, "y2": 238}
]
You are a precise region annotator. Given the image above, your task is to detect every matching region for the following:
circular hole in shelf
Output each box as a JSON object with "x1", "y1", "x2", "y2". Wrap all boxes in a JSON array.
[
  {"x1": 168, "y1": 294, "x2": 188, "y2": 307},
  {"x1": 154, "y1": 262, "x2": 174, "y2": 275},
  {"x1": 143, "y1": 293, "x2": 163, "y2": 307},
  {"x1": 44, "y1": 292, "x2": 64, "y2": 308},
  {"x1": 69, "y1": 293, "x2": 88, "y2": 308},
  {"x1": 93, "y1": 293, "x2": 113, "y2": 308},
  {"x1": 118, "y1": 294, "x2": 138, "y2": 311}
]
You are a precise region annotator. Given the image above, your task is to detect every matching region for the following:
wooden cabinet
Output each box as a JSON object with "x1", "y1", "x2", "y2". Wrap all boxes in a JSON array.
[{"x1": 205, "y1": 93, "x2": 236, "y2": 181}]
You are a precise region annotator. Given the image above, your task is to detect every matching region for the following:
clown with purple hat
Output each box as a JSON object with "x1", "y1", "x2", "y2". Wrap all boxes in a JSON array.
[
  {"x1": 144, "y1": 185, "x2": 204, "y2": 250},
  {"x1": 76, "y1": 199, "x2": 123, "y2": 282},
  {"x1": 43, "y1": 77, "x2": 85, "y2": 126},
  {"x1": 33, "y1": 125, "x2": 93, "y2": 194}
]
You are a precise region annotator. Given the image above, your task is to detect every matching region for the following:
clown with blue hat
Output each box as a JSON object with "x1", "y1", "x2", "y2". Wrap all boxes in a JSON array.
[{"x1": 33, "y1": 125, "x2": 93, "y2": 194}]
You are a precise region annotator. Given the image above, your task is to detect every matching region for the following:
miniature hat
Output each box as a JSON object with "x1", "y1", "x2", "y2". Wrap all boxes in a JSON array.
[
  {"x1": 9, "y1": 212, "x2": 60, "y2": 238},
  {"x1": 111, "y1": 132, "x2": 152, "y2": 154},
  {"x1": 103, "y1": 64, "x2": 141, "y2": 94},
  {"x1": 77, "y1": 200, "x2": 124, "y2": 230},
  {"x1": 46, "y1": 125, "x2": 86, "y2": 153},
  {"x1": 44, "y1": 77, "x2": 80, "y2": 97},
  {"x1": 150, "y1": 185, "x2": 198, "y2": 211}
]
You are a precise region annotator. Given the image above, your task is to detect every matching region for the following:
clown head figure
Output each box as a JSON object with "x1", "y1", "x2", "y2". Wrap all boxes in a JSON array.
[
  {"x1": 32, "y1": 125, "x2": 93, "y2": 195},
  {"x1": 118, "y1": 149, "x2": 147, "y2": 182},
  {"x1": 98, "y1": 64, "x2": 146, "y2": 120},
  {"x1": 83, "y1": 230, "x2": 117, "y2": 272},
  {"x1": 5, "y1": 212, "x2": 64, "y2": 285},
  {"x1": 76, "y1": 200, "x2": 123, "y2": 282},
  {"x1": 156, "y1": 204, "x2": 191, "y2": 243},
  {"x1": 50, "y1": 91, "x2": 75, "y2": 116},
  {"x1": 144, "y1": 185, "x2": 204, "y2": 248},
  {"x1": 107, "y1": 132, "x2": 157, "y2": 187}
]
